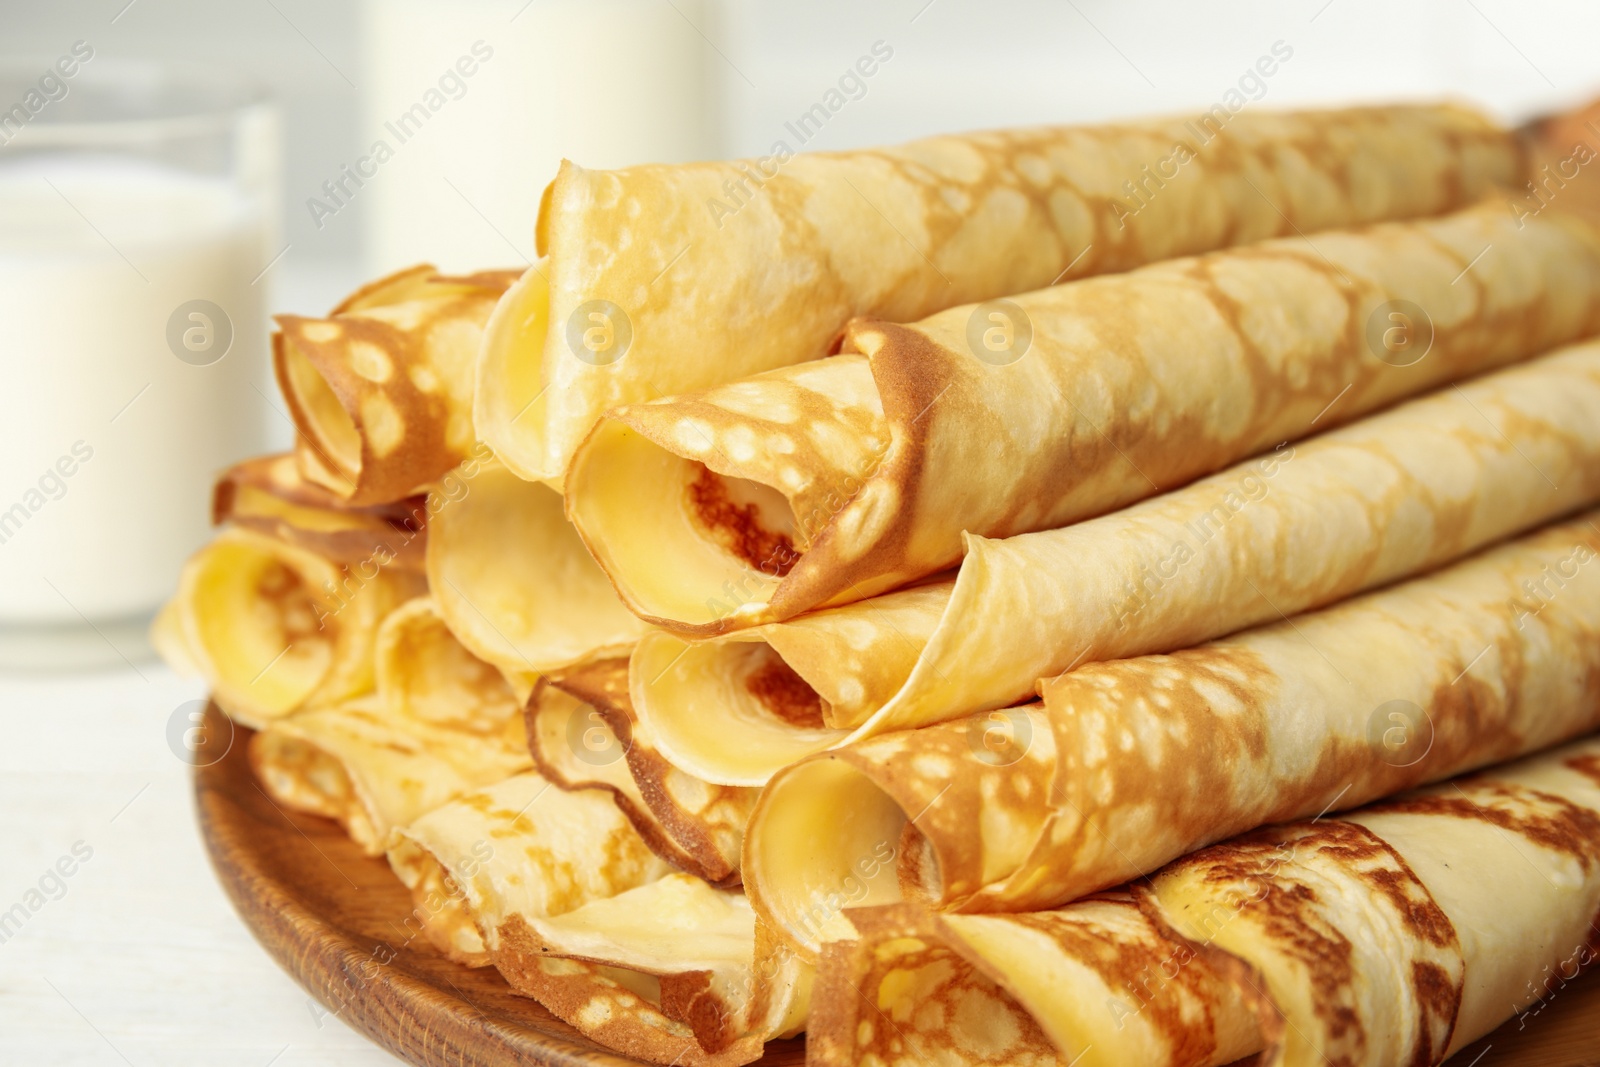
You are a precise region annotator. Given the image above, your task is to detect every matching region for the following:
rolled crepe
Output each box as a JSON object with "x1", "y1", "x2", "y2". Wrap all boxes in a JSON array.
[
  {"x1": 569, "y1": 202, "x2": 1600, "y2": 634},
  {"x1": 634, "y1": 339, "x2": 1600, "y2": 784},
  {"x1": 810, "y1": 894, "x2": 1260, "y2": 1067},
  {"x1": 525, "y1": 667, "x2": 705, "y2": 876},
  {"x1": 746, "y1": 508, "x2": 1600, "y2": 953},
  {"x1": 213, "y1": 452, "x2": 427, "y2": 572},
  {"x1": 373, "y1": 596, "x2": 522, "y2": 734},
  {"x1": 493, "y1": 873, "x2": 810, "y2": 1066},
  {"x1": 250, "y1": 694, "x2": 531, "y2": 855},
  {"x1": 1144, "y1": 733, "x2": 1600, "y2": 1066},
  {"x1": 817, "y1": 735, "x2": 1600, "y2": 1067},
  {"x1": 528, "y1": 657, "x2": 759, "y2": 886},
  {"x1": 152, "y1": 529, "x2": 422, "y2": 728},
  {"x1": 484, "y1": 103, "x2": 1521, "y2": 485},
  {"x1": 426, "y1": 456, "x2": 646, "y2": 687},
  {"x1": 386, "y1": 771, "x2": 668, "y2": 966},
  {"x1": 275, "y1": 264, "x2": 518, "y2": 504}
]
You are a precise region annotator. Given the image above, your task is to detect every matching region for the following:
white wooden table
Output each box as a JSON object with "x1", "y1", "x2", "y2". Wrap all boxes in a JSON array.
[{"x1": 0, "y1": 660, "x2": 404, "y2": 1067}]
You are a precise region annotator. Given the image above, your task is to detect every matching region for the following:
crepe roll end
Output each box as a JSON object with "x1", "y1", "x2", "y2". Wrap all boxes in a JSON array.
[
  {"x1": 374, "y1": 596, "x2": 522, "y2": 733},
  {"x1": 427, "y1": 460, "x2": 645, "y2": 675},
  {"x1": 249, "y1": 719, "x2": 382, "y2": 852},
  {"x1": 274, "y1": 324, "x2": 362, "y2": 498},
  {"x1": 386, "y1": 835, "x2": 492, "y2": 966},
  {"x1": 631, "y1": 631, "x2": 846, "y2": 787},
  {"x1": 172, "y1": 531, "x2": 346, "y2": 727},
  {"x1": 567, "y1": 417, "x2": 798, "y2": 635},
  {"x1": 475, "y1": 262, "x2": 560, "y2": 485},
  {"x1": 744, "y1": 757, "x2": 916, "y2": 958}
]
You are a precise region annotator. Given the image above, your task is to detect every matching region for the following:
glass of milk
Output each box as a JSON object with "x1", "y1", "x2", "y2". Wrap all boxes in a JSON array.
[{"x1": 0, "y1": 60, "x2": 279, "y2": 669}]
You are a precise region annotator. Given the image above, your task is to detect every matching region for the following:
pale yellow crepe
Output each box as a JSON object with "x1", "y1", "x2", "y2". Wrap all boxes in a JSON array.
[
  {"x1": 811, "y1": 894, "x2": 1260, "y2": 1067},
  {"x1": 153, "y1": 529, "x2": 422, "y2": 728},
  {"x1": 633, "y1": 340, "x2": 1600, "y2": 784},
  {"x1": 213, "y1": 452, "x2": 427, "y2": 572},
  {"x1": 527, "y1": 658, "x2": 759, "y2": 886},
  {"x1": 1146, "y1": 733, "x2": 1600, "y2": 1066},
  {"x1": 425, "y1": 457, "x2": 647, "y2": 687},
  {"x1": 483, "y1": 104, "x2": 1519, "y2": 486},
  {"x1": 569, "y1": 203, "x2": 1600, "y2": 635},
  {"x1": 386, "y1": 771, "x2": 668, "y2": 966},
  {"x1": 746, "y1": 509, "x2": 1600, "y2": 954},
  {"x1": 275, "y1": 265, "x2": 518, "y2": 504},
  {"x1": 492, "y1": 874, "x2": 810, "y2": 1066},
  {"x1": 373, "y1": 595, "x2": 522, "y2": 733},
  {"x1": 250, "y1": 695, "x2": 531, "y2": 855}
]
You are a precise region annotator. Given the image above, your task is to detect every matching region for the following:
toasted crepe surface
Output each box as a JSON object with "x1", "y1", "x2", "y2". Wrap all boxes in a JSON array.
[
  {"x1": 811, "y1": 894, "x2": 1259, "y2": 1067},
  {"x1": 747, "y1": 509, "x2": 1600, "y2": 953},
  {"x1": 534, "y1": 657, "x2": 759, "y2": 887},
  {"x1": 526, "y1": 663, "x2": 712, "y2": 878},
  {"x1": 387, "y1": 771, "x2": 668, "y2": 966},
  {"x1": 213, "y1": 452, "x2": 428, "y2": 571},
  {"x1": 1146, "y1": 734, "x2": 1600, "y2": 1065},
  {"x1": 157, "y1": 529, "x2": 422, "y2": 728},
  {"x1": 492, "y1": 874, "x2": 810, "y2": 1064},
  {"x1": 249, "y1": 695, "x2": 531, "y2": 856},
  {"x1": 494, "y1": 103, "x2": 1518, "y2": 484},
  {"x1": 568, "y1": 203, "x2": 1600, "y2": 636},
  {"x1": 274, "y1": 264, "x2": 517, "y2": 505},
  {"x1": 631, "y1": 341, "x2": 1600, "y2": 785}
]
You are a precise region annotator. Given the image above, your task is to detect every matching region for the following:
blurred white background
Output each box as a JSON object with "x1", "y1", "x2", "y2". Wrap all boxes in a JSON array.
[
  {"x1": 2, "y1": 2, "x2": 1599, "y2": 1065},
  {"x1": 9, "y1": 0, "x2": 1600, "y2": 300}
]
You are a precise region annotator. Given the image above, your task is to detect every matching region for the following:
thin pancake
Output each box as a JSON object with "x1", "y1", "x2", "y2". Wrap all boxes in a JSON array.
[
  {"x1": 487, "y1": 103, "x2": 1519, "y2": 485},
  {"x1": 250, "y1": 695, "x2": 531, "y2": 855},
  {"x1": 810, "y1": 894, "x2": 1260, "y2": 1067},
  {"x1": 275, "y1": 264, "x2": 518, "y2": 504},
  {"x1": 746, "y1": 509, "x2": 1600, "y2": 954},
  {"x1": 538, "y1": 658, "x2": 759, "y2": 886},
  {"x1": 153, "y1": 529, "x2": 422, "y2": 728},
  {"x1": 492, "y1": 874, "x2": 811, "y2": 1066},
  {"x1": 1144, "y1": 733, "x2": 1600, "y2": 1065},
  {"x1": 386, "y1": 771, "x2": 668, "y2": 966},
  {"x1": 569, "y1": 202, "x2": 1600, "y2": 634},
  {"x1": 426, "y1": 457, "x2": 646, "y2": 686},
  {"x1": 633, "y1": 340, "x2": 1600, "y2": 784},
  {"x1": 213, "y1": 452, "x2": 427, "y2": 571}
]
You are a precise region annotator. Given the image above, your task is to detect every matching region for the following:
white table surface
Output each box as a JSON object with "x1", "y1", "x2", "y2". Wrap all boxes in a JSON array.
[{"x1": 0, "y1": 658, "x2": 405, "y2": 1067}]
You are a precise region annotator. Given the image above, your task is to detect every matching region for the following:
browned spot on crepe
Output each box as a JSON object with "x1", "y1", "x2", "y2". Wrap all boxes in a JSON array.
[
  {"x1": 1566, "y1": 754, "x2": 1600, "y2": 790},
  {"x1": 689, "y1": 466, "x2": 799, "y2": 577},
  {"x1": 744, "y1": 655, "x2": 824, "y2": 729}
]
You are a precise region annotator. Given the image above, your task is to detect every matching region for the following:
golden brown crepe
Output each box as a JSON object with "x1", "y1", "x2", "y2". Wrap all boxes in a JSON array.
[
  {"x1": 1144, "y1": 733, "x2": 1600, "y2": 1066},
  {"x1": 386, "y1": 771, "x2": 669, "y2": 966},
  {"x1": 632, "y1": 340, "x2": 1600, "y2": 784},
  {"x1": 213, "y1": 452, "x2": 427, "y2": 572},
  {"x1": 817, "y1": 735, "x2": 1600, "y2": 1067},
  {"x1": 373, "y1": 595, "x2": 522, "y2": 733},
  {"x1": 275, "y1": 264, "x2": 518, "y2": 505},
  {"x1": 746, "y1": 509, "x2": 1600, "y2": 955},
  {"x1": 425, "y1": 457, "x2": 647, "y2": 689},
  {"x1": 492, "y1": 874, "x2": 810, "y2": 1066},
  {"x1": 250, "y1": 694, "x2": 531, "y2": 855},
  {"x1": 527, "y1": 657, "x2": 759, "y2": 886},
  {"x1": 568, "y1": 202, "x2": 1600, "y2": 635},
  {"x1": 810, "y1": 893, "x2": 1261, "y2": 1067},
  {"x1": 152, "y1": 529, "x2": 422, "y2": 728},
  {"x1": 482, "y1": 103, "x2": 1520, "y2": 486}
]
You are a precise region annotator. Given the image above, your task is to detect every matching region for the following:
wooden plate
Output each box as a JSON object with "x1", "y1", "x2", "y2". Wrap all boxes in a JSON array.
[{"x1": 195, "y1": 703, "x2": 1599, "y2": 1067}]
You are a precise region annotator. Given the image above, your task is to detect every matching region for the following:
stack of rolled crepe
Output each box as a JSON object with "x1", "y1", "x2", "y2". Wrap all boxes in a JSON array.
[{"x1": 152, "y1": 95, "x2": 1600, "y2": 1067}]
